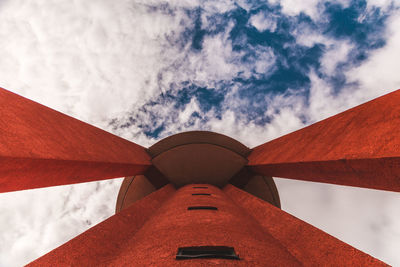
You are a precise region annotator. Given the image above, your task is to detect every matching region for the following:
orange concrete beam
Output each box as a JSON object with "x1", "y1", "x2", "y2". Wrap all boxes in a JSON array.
[
  {"x1": 248, "y1": 89, "x2": 400, "y2": 192},
  {"x1": 223, "y1": 184, "x2": 387, "y2": 266},
  {"x1": 0, "y1": 87, "x2": 151, "y2": 192},
  {"x1": 27, "y1": 184, "x2": 175, "y2": 266}
]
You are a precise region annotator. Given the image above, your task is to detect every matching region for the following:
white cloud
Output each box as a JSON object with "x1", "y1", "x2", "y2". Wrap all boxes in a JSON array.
[
  {"x1": 275, "y1": 178, "x2": 400, "y2": 266},
  {"x1": 178, "y1": 98, "x2": 201, "y2": 123},
  {"x1": 162, "y1": 27, "x2": 268, "y2": 87},
  {"x1": 271, "y1": 0, "x2": 350, "y2": 19},
  {"x1": 253, "y1": 46, "x2": 277, "y2": 75},
  {"x1": 277, "y1": 0, "x2": 322, "y2": 19},
  {"x1": 200, "y1": 31, "x2": 241, "y2": 82},
  {"x1": 366, "y1": 0, "x2": 398, "y2": 12},
  {"x1": 292, "y1": 20, "x2": 340, "y2": 48},
  {"x1": 249, "y1": 11, "x2": 278, "y2": 32},
  {"x1": 320, "y1": 41, "x2": 354, "y2": 74},
  {"x1": 306, "y1": 71, "x2": 355, "y2": 122},
  {"x1": 346, "y1": 10, "x2": 400, "y2": 98},
  {"x1": 204, "y1": 90, "x2": 306, "y2": 147},
  {"x1": 0, "y1": 179, "x2": 122, "y2": 266},
  {"x1": 0, "y1": 0, "x2": 189, "y2": 127}
]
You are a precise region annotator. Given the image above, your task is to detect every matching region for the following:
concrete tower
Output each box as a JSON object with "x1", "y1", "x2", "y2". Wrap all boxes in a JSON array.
[{"x1": 0, "y1": 87, "x2": 397, "y2": 265}]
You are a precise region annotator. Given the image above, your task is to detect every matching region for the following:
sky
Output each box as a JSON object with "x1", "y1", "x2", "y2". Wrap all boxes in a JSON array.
[{"x1": 0, "y1": 0, "x2": 399, "y2": 265}]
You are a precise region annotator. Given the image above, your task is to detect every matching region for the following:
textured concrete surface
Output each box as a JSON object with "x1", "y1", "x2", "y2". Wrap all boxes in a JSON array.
[
  {"x1": 153, "y1": 144, "x2": 247, "y2": 187},
  {"x1": 0, "y1": 87, "x2": 150, "y2": 192},
  {"x1": 224, "y1": 184, "x2": 388, "y2": 266},
  {"x1": 108, "y1": 184, "x2": 301, "y2": 266},
  {"x1": 248, "y1": 89, "x2": 400, "y2": 192},
  {"x1": 28, "y1": 184, "x2": 387, "y2": 266},
  {"x1": 27, "y1": 184, "x2": 175, "y2": 266},
  {"x1": 243, "y1": 175, "x2": 281, "y2": 207},
  {"x1": 150, "y1": 131, "x2": 250, "y2": 188},
  {"x1": 115, "y1": 175, "x2": 156, "y2": 213}
]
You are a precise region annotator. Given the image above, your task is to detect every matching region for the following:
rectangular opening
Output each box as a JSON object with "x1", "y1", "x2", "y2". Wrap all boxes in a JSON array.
[
  {"x1": 187, "y1": 206, "x2": 218, "y2": 210},
  {"x1": 193, "y1": 186, "x2": 208, "y2": 189},
  {"x1": 176, "y1": 246, "x2": 240, "y2": 260},
  {"x1": 192, "y1": 193, "x2": 211, "y2": 196}
]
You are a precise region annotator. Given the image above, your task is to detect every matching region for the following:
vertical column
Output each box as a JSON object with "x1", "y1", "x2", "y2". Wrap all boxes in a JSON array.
[{"x1": 110, "y1": 184, "x2": 301, "y2": 266}]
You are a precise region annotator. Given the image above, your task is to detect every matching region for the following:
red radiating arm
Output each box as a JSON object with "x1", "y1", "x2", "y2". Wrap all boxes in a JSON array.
[
  {"x1": 0, "y1": 87, "x2": 151, "y2": 193},
  {"x1": 224, "y1": 184, "x2": 387, "y2": 266},
  {"x1": 248, "y1": 89, "x2": 400, "y2": 192},
  {"x1": 27, "y1": 184, "x2": 175, "y2": 266}
]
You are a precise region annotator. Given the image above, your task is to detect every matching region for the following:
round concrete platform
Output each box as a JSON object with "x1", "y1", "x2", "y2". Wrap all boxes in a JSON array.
[{"x1": 116, "y1": 131, "x2": 280, "y2": 213}]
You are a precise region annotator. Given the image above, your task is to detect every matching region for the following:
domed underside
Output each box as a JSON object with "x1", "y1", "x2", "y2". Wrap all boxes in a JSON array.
[{"x1": 116, "y1": 131, "x2": 280, "y2": 213}]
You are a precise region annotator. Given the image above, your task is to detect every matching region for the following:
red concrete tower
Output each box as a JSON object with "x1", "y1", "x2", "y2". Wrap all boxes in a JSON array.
[{"x1": 1, "y1": 87, "x2": 397, "y2": 266}]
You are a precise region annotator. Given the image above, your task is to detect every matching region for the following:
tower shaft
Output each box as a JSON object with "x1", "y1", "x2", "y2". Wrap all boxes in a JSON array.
[{"x1": 29, "y1": 184, "x2": 385, "y2": 266}]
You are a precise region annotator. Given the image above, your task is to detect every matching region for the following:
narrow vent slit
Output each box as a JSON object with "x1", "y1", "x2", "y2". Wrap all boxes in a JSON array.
[
  {"x1": 187, "y1": 206, "x2": 218, "y2": 210},
  {"x1": 176, "y1": 246, "x2": 240, "y2": 260}
]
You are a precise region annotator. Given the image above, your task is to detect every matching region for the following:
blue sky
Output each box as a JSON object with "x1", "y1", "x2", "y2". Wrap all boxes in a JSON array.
[
  {"x1": 110, "y1": 0, "x2": 393, "y2": 141},
  {"x1": 0, "y1": 0, "x2": 400, "y2": 266}
]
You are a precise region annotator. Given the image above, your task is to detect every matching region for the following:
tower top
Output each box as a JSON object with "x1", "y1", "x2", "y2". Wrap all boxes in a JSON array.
[{"x1": 116, "y1": 131, "x2": 281, "y2": 213}]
